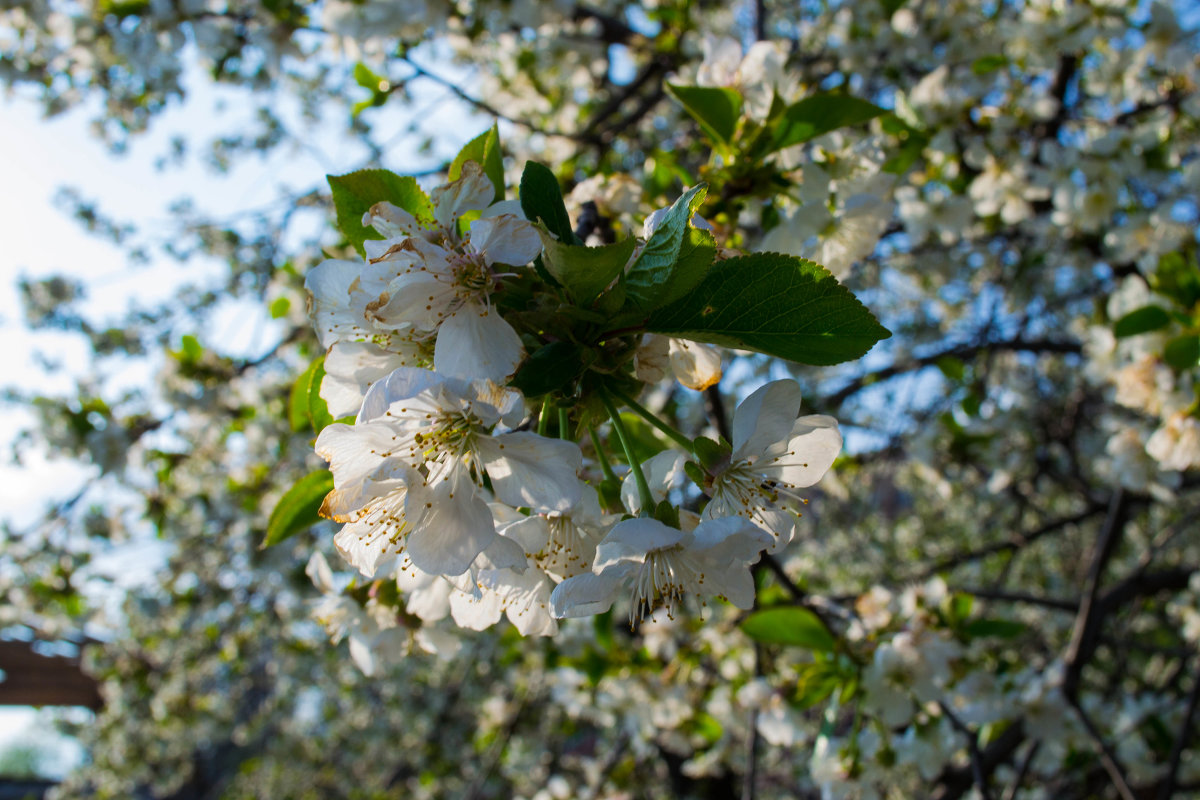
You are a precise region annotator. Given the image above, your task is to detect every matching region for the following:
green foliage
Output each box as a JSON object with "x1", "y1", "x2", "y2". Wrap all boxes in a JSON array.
[
  {"x1": 666, "y1": 83, "x2": 743, "y2": 147},
  {"x1": 766, "y1": 93, "x2": 885, "y2": 153},
  {"x1": 971, "y1": 55, "x2": 1009, "y2": 75},
  {"x1": 1164, "y1": 334, "x2": 1200, "y2": 370},
  {"x1": 647, "y1": 253, "x2": 891, "y2": 365},
  {"x1": 327, "y1": 169, "x2": 434, "y2": 255},
  {"x1": 449, "y1": 124, "x2": 505, "y2": 204},
  {"x1": 1113, "y1": 305, "x2": 1172, "y2": 338},
  {"x1": 538, "y1": 233, "x2": 636, "y2": 306},
  {"x1": 741, "y1": 606, "x2": 837, "y2": 652},
  {"x1": 510, "y1": 341, "x2": 588, "y2": 397},
  {"x1": 609, "y1": 412, "x2": 672, "y2": 464},
  {"x1": 352, "y1": 62, "x2": 392, "y2": 116},
  {"x1": 263, "y1": 470, "x2": 334, "y2": 547},
  {"x1": 519, "y1": 162, "x2": 578, "y2": 246},
  {"x1": 1150, "y1": 250, "x2": 1200, "y2": 309},
  {"x1": 624, "y1": 184, "x2": 714, "y2": 310},
  {"x1": 963, "y1": 618, "x2": 1027, "y2": 640},
  {"x1": 692, "y1": 436, "x2": 730, "y2": 472},
  {"x1": 289, "y1": 358, "x2": 334, "y2": 434},
  {"x1": 793, "y1": 659, "x2": 846, "y2": 709}
]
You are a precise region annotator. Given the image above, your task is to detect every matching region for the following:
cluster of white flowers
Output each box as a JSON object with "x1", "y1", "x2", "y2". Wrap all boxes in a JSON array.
[
  {"x1": 1085, "y1": 275, "x2": 1200, "y2": 489},
  {"x1": 303, "y1": 163, "x2": 843, "y2": 657}
]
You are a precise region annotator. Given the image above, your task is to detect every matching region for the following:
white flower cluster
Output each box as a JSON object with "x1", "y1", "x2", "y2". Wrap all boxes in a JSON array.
[{"x1": 302, "y1": 164, "x2": 843, "y2": 657}]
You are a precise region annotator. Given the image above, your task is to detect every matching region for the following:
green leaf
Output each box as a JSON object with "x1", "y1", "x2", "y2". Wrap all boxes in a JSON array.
[
  {"x1": 768, "y1": 93, "x2": 885, "y2": 153},
  {"x1": 263, "y1": 470, "x2": 334, "y2": 548},
  {"x1": 741, "y1": 606, "x2": 836, "y2": 652},
  {"x1": 936, "y1": 356, "x2": 966, "y2": 382},
  {"x1": 289, "y1": 358, "x2": 335, "y2": 433},
  {"x1": 964, "y1": 618, "x2": 1027, "y2": 640},
  {"x1": 539, "y1": 232, "x2": 636, "y2": 305},
  {"x1": 971, "y1": 54, "x2": 1009, "y2": 75},
  {"x1": 268, "y1": 297, "x2": 290, "y2": 319},
  {"x1": 647, "y1": 253, "x2": 891, "y2": 366},
  {"x1": 353, "y1": 62, "x2": 383, "y2": 90},
  {"x1": 1150, "y1": 251, "x2": 1200, "y2": 308},
  {"x1": 1164, "y1": 334, "x2": 1200, "y2": 371},
  {"x1": 520, "y1": 162, "x2": 578, "y2": 246},
  {"x1": 179, "y1": 334, "x2": 203, "y2": 364},
  {"x1": 509, "y1": 341, "x2": 586, "y2": 397},
  {"x1": 625, "y1": 184, "x2": 715, "y2": 310},
  {"x1": 1113, "y1": 305, "x2": 1172, "y2": 338},
  {"x1": 327, "y1": 169, "x2": 434, "y2": 256},
  {"x1": 449, "y1": 123, "x2": 505, "y2": 204},
  {"x1": 692, "y1": 436, "x2": 731, "y2": 472},
  {"x1": 794, "y1": 661, "x2": 842, "y2": 709},
  {"x1": 666, "y1": 83, "x2": 743, "y2": 146},
  {"x1": 610, "y1": 413, "x2": 671, "y2": 465}
]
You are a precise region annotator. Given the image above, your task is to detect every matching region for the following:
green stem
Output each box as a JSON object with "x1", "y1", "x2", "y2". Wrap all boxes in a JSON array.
[
  {"x1": 537, "y1": 397, "x2": 551, "y2": 436},
  {"x1": 587, "y1": 423, "x2": 618, "y2": 484},
  {"x1": 600, "y1": 390, "x2": 655, "y2": 515},
  {"x1": 610, "y1": 387, "x2": 693, "y2": 450},
  {"x1": 558, "y1": 406, "x2": 571, "y2": 441}
]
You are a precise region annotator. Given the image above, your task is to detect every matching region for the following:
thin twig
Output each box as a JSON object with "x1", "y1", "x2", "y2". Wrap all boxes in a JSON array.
[
  {"x1": 1156, "y1": 658, "x2": 1200, "y2": 800},
  {"x1": 742, "y1": 642, "x2": 763, "y2": 800},
  {"x1": 1001, "y1": 741, "x2": 1040, "y2": 800},
  {"x1": 1062, "y1": 489, "x2": 1129, "y2": 701},
  {"x1": 1067, "y1": 696, "x2": 1138, "y2": 800},
  {"x1": 939, "y1": 702, "x2": 995, "y2": 800}
]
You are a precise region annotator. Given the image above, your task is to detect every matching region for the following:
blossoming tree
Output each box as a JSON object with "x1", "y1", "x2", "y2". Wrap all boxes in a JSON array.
[{"x1": 3, "y1": 1, "x2": 1199, "y2": 799}]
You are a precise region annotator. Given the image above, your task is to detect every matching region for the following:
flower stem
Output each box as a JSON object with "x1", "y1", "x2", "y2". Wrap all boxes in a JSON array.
[
  {"x1": 587, "y1": 423, "x2": 618, "y2": 484},
  {"x1": 609, "y1": 387, "x2": 693, "y2": 450},
  {"x1": 600, "y1": 389, "x2": 655, "y2": 515},
  {"x1": 537, "y1": 397, "x2": 551, "y2": 436},
  {"x1": 558, "y1": 406, "x2": 572, "y2": 441}
]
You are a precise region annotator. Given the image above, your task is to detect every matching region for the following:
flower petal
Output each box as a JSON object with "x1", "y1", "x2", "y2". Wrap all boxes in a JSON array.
[
  {"x1": 595, "y1": 517, "x2": 684, "y2": 569},
  {"x1": 432, "y1": 161, "x2": 494, "y2": 230},
  {"x1": 321, "y1": 341, "x2": 418, "y2": 419},
  {"x1": 550, "y1": 569, "x2": 629, "y2": 618},
  {"x1": 668, "y1": 338, "x2": 723, "y2": 391},
  {"x1": 476, "y1": 432, "x2": 583, "y2": 512},
  {"x1": 731, "y1": 380, "x2": 803, "y2": 461},
  {"x1": 434, "y1": 304, "x2": 525, "y2": 383},
  {"x1": 404, "y1": 473, "x2": 496, "y2": 576},
  {"x1": 760, "y1": 414, "x2": 842, "y2": 488},
  {"x1": 470, "y1": 214, "x2": 542, "y2": 266}
]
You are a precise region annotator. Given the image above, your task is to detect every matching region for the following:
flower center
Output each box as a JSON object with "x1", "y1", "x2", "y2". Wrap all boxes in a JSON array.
[
  {"x1": 411, "y1": 412, "x2": 478, "y2": 465},
  {"x1": 544, "y1": 516, "x2": 592, "y2": 577},
  {"x1": 449, "y1": 251, "x2": 492, "y2": 300},
  {"x1": 628, "y1": 545, "x2": 706, "y2": 626}
]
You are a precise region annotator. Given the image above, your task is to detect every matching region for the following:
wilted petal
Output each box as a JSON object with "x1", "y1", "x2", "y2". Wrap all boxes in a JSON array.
[
  {"x1": 364, "y1": 201, "x2": 428, "y2": 239},
  {"x1": 668, "y1": 339, "x2": 722, "y2": 391},
  {"x1": 634, "y1": 334, "x2": 671, "y2": 384},
  {"x1": 432, "y1": 161, "x2": 495, "y2": 229}
]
